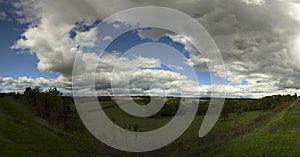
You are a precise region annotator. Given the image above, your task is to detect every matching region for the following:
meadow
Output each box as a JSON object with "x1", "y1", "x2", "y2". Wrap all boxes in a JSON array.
[{"x1": 0, "y1": 89, "x2": 299, "y2": 156}]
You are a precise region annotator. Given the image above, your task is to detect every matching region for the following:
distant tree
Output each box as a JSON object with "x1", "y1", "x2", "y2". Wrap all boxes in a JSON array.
[
  {"x1": 162, "y1": 99, "x2": 179, "y2": 116},
  {"x1": 15, "y1": 92, "x2": 21, "y2": 99},
  {"x1": 294, "y1": 93, "x2": 297, "y2": 98},
  {"x1": 142, "y1": 96, "x2": 151, "y2": 105},
  {"x1": 98, "y1": 96, "x2": 111, "y2": 101},
  {"x1": 234, "y1": 102, "x2": 243, "y2": 115},
  {"x1": 221, "y1": 104, "x2": 232, "y2": 121},
  {"x1": 197, "y1": 102, "x2": 208, "y2": 115},
  {"x1": 33, "y1": 87, "x2": 42, "y2": 94},
  {"x1": 24, "y1": 87, "x2": 33, "y2": 96},
  {"x1": 42, "y1": 88, "x2": 64, "y2": 122},
  {"x1": 8, "y1": 92, "x2": 16, "y2": 97},
  {"x1": 0, "y1": 93, "x2": 8, "y2": 98}
]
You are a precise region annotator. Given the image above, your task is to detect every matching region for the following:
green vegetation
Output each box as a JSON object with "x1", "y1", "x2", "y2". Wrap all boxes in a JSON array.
[
  {"x1": 201, "y1": 99, "x2": 300, "y2": 157},
  {"x1": 0, "y1": 89, "x2": 299, "y2": 156},
  {"x1": 0, "y1": 97, "x2": 85, "y2": 157}
]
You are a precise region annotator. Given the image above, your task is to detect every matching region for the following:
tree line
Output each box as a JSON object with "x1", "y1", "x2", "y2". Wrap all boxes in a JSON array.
[
  {"x1": 197, "y1": 94, "x2": 298, "y2": 120},
  {"x1": 20, "y1": 87, "x2": 83, "y2": 132},
  {"x1": 1, "y1": 88, "x2": 298, "y2": 126}
]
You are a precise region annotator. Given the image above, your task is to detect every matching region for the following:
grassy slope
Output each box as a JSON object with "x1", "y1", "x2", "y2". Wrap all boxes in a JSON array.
[
  {"x1": 0, "y1": 97, "x2": 110, "y2": 157},
  {"x1": 201, "y1": 99, "x2": 300, "y2": 157},
  {"x1": 1, "y1": 96, "x2": 298, "y2": 157}
]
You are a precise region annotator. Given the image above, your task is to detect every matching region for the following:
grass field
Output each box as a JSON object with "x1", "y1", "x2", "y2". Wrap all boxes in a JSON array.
[
  {"x1": 0, "y1": 96, "x2": 299, "y2": 156},
  {"x1": 102, "y1": 101, "x2": 263, "y2": 141},
  {"x1": 200, "y1": 99, "x2": 300, "y2": 157},
  {"x1": 0, "y1": 97, "x2": 111, "y2": 157}
]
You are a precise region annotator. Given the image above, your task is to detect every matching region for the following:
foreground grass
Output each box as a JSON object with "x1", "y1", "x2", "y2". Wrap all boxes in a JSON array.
[
  {"x1": 0, "y1": 97, "x2": 75, "y2": 156},
  {"x1": 0, "y1": 97, "x2": 111, "y2": 157},
  {"x1": 0, "y1": 96, "x2": 298, "y2": 156},
  {"x1": 200, "y1": 99, "x2": 300, "y2": 157}
]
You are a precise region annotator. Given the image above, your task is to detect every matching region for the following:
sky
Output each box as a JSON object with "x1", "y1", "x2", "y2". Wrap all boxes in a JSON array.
[{"x1": 0, "y1": 0, "x2": 300, "y2": 98}]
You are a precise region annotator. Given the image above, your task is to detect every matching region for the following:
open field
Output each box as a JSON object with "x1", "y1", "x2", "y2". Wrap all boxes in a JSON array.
[
  {"x1": 201, "y1": 99, "x2": 300, "y2": 157},
  {"x1": 0, "y1": 94, "x2": 299, "y2": 156}
]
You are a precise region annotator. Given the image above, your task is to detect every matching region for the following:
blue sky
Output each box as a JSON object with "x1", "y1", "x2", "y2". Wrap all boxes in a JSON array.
[
  {"x1": 0, "y1": 10, "x2": 215, "y2": 86},
  {"x1": 104, "y1": 28, "x2": 214, "y2": 85},
  {"x1": 1, "y1": 0, "x2": 300, "y2": 98},
  {"x1": 0, "y1": 0, "x2": 227, "y2": 97},
  {"x1": 0, "y1": 20, "x2": 58, "y2": 79}
]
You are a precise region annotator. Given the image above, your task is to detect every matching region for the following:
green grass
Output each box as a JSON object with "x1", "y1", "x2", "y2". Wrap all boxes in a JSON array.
[
  {"x1": 103, "y1": 103, "x2": 172, "y2": 131},
  {"x1": 102, "y1": 100, "x2": 264, "y2": 143},
  {"x1": 0, "y1": 97, "x2": 69, "y2": 156},
  {"x1": 0, "y1": 97, "x2": 109, "y2": 157},
  {"x1": 198, "y1": 99, "x2": 300, "y2": 157},
  {"x1": 1, "y1": 97, "x2": 299, "y2": 156},
  {"x1": 212, "y1": 111, "x2": 263, "y2": 133}
]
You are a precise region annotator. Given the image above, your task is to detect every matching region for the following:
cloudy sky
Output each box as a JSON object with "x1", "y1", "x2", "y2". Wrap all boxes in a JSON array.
[{"x1": 0, "y1": 0, "x2": 300, "y2": 98}]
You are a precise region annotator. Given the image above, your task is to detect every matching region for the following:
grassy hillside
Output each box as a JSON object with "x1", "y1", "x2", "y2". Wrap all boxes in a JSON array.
[
  {"x1": 0, "y1": 97, "x2": 109, "y2": 157},
  {"x1": 187, "y1": 99, "x2": 300, "y2": 157},
  {"x1": 0, "y1": 95, "x2": 298, "y2": 156},
  {"x1": 210, "y1": 99, "x2": 300, "y2": 156}
]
